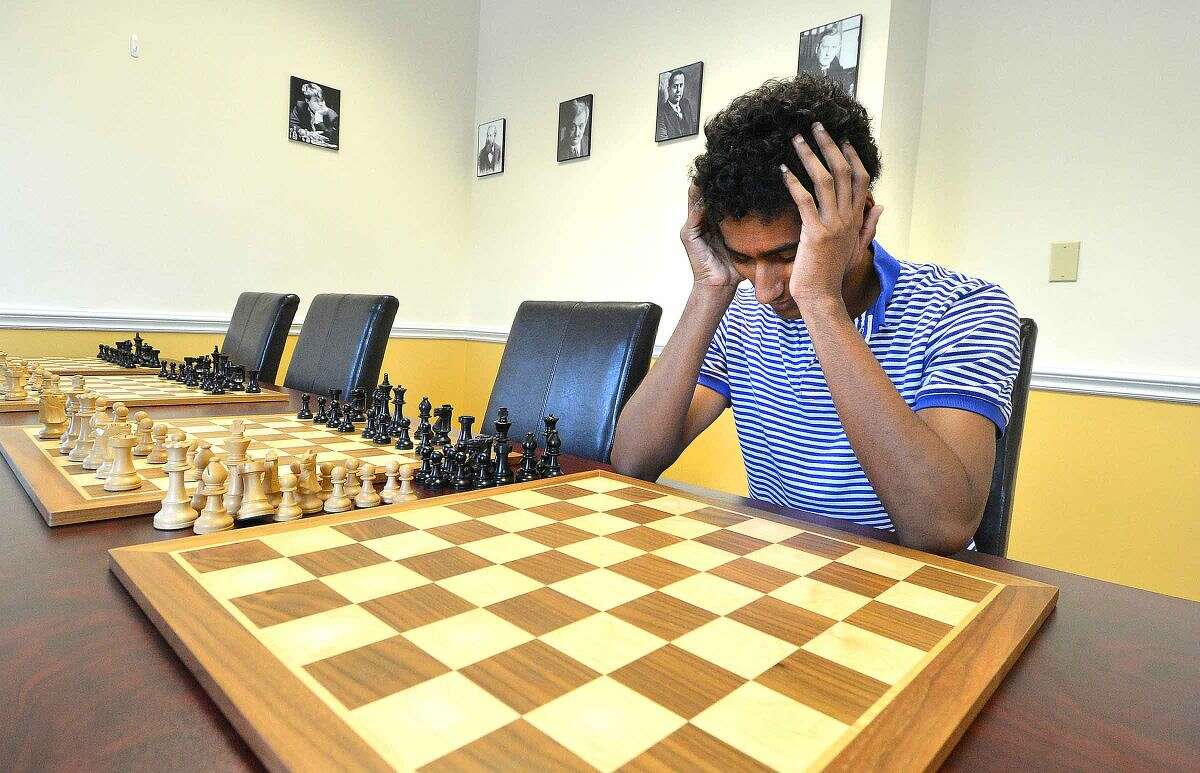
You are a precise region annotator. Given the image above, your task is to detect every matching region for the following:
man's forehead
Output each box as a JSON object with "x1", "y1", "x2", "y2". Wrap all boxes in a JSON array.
[{"x1": 718, "y1": 211, "x2": 801, "y2": 254}]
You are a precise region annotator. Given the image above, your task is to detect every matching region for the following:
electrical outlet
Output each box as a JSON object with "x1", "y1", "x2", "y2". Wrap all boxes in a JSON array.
[{"x1": 1049, "y1": 241, "x2": 1080, "y2": 282}]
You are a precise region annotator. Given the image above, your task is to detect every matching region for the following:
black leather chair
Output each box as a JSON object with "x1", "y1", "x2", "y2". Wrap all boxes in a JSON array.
[
  {"x1": 282, "y1": 293, "x2": 398, "y2": 400},
  {"x1": 220, "y1": 292, "x2": 300, "y2": 384},
  {"x1": 974, "y1": 317, "x2": 1038, "y2": 557},
  {"x1": 484, "y1": 301, "x2": 662, "y2": 463}
]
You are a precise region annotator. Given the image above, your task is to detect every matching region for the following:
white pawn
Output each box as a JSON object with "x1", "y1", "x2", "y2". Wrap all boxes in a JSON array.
[
  {"x1": 274, "y1": 471, "x2": 303, "y2": 522},
  {"x1": 193, "y1": 459, "x2": 233, "y2": 534},
  {"x1": 83, "y1": 411, "x2": 111, "y2": 472},
  {"x1": 97, "y1": 404, "x2": 132, "y2": 480},
  {"x1": 396, "y1": 463, "x2": 417, "y2": 503},
  {"x1": 154, "y1": 434, "x2": 197, "y2": 530},
  {"x1": 380, "y1": 461, "x2": 402, "y2": 504},
  {"x1": 146, "y1": 424, "x2": 169, "y2": 464},
  {"x1": 354, "y1": 464, "x2": 381, "y2": 509},
  {"x1": 237, "y1": 459, "x2": 274, "y2": 520},
  {"x1": 132, "y1": 415, "x2": 153, "y2": 456},
  {"x1": 323, "y1": 466, "x2": 353, "y2": 513},
  {"x1": 343, "y1": 458, "x2": 362, "y2": 498},
  {"x1": 319, "y1": 462, "x2": 336, "y2": 496}
]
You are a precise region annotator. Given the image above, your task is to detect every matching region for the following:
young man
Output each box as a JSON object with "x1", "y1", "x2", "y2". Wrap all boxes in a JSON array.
[{"x1": 611, "y1": 76, "x2": 1021, "y2": 555}]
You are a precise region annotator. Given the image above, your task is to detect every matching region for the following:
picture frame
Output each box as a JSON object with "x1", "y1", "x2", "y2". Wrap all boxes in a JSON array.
[
  {"x1": 288, "y1": 76, "x2": 341, "y2": 151},
  {"x1": 655, "y1": 61, "x2": 704, "y2": 142},
  {"x1": 477, "y1": 118, "x2": 505, "y2": 177},
  {"x1": 797, "y1": 15, "x2": 863, "y2": 99},
  {"x1": 557, "y1": 94, "x2": 593, "y2": 162}
]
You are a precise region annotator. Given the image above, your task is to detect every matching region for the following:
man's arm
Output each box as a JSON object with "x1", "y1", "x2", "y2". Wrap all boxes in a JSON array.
[
  {"x1": 782, "y1": 124, "x2": 996, "y2": 553},
  {"x1": 610, "y1": 288, "x2": 732, "y2": 479},
  {"x1": 612, "y1": 184, "x2": 742, "y2": 479}
]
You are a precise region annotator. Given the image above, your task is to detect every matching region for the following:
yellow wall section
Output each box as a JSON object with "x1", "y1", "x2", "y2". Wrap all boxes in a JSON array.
[{"x1": 2, "y1": 329, "x2": 1195, "y2": 601}]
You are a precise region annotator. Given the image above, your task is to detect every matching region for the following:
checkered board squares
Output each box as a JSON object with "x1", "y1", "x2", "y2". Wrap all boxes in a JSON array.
[
  {"x1": 111, "y1": 471, "x2": 1058, "y2": 771},
  {"x1": 0, "y1": 412, "x2": 425, "y2": 526},
  {"x1": 10, "y1": 356, "x2": 159, "y2": 376},
  {"x1": 0, "y1": 373, "x2": 286, "y2": 413}
]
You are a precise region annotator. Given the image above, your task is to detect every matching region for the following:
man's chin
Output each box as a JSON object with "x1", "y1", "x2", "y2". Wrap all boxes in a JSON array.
[{"x1": 768, "y1": 302, "x2": 803, "y2": 320}]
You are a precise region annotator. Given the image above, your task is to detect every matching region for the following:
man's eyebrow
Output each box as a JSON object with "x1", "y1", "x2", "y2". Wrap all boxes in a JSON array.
[{"x1": 727, "y1": 242, "x2": 799, "y2": 260}]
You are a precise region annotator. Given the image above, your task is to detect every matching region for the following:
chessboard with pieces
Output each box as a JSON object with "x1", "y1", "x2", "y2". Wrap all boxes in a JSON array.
[
  {"x1": 8, "y1": 356, "x2": 159, "y2": 377},
  {"x1": 110, "y1": 470, "x2": 1058, "y2": 772},
  {"x1": 0, "y1": 412, "x2": 426, "y2": 526},
  {"x1": 0, "y1": 372, "x2": 287, "y2": 413}
]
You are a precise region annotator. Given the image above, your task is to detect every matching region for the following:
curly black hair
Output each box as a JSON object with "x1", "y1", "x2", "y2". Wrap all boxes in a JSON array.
[{"x1": 692, "y1": 75, "x2": 881, "y2": 224}]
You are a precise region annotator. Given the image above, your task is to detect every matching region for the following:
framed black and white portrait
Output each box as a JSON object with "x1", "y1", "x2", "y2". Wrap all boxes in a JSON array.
[
  {"x1": 288, "y1": 76, "x2": 340, "y2": 150},
  {"x1": 797, "y1": 15, "x2": 862, "y2": 98},
  {"x1": 477, "y1": 118, "x2": 505, "y2": 177},
  {"x1": 557, "y1": 94, "x2": 593, "y2": 161},
  {"x1": 655, "y1": 62, "x2": 703, "y2": 142}
]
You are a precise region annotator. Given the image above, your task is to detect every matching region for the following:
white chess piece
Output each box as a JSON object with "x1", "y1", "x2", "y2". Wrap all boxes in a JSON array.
[
  {"x1": 132, "y1": 420, "x2": 153, "y2": 456},
  {"x1": 183, "y1": 439, "x2": 201, "y2": 482},
  {"x1": 97, "y1": 404, "x2": 133, "y2": 479},
  {"x1": 274, "y1": 471, "x2": 303, "y2": 522},
  {"x1": 193, "y1": 459, "x2": 233, "y2": 534},
  {"x1": 153, "y1": 435, "x2": 197, "y2": 530},
  {"x1": 380, "y1": 461, "x2": 402, "y2": 504},
  {"x1": 262, "y1": 451, "x2": 282, "y2": 508},
  {"x1": 146, "y1": 424, "x2": 169, "y2": 464},
  {"x1": 319, "y1": 462, "x2": 336, "y2": 496},
  {"x1": 222, "y1": 429, "x2": 251, "y2": 514},
  {"x1": 354, "y1": 464, "x2": 381, "y2": 508},
  {"x1": 103, "y1": 431, "x2": 142, "y2": 492},
  {"x1": 83, "y1": 411, "x2": 111, "y2": 472},
  {"x1": 58, "y1": 386, "x2": 84, "y2": 454},
  {"x1": 298, "y1": 453, "x2": 324, "y2": 514},
  {"x1": 37, "y1": 388, "x2": 67, "y2": 440},
  {"x1": 323, "y1": 466, "x2": 353, "y2": 513},
  {"x1": 69, "y1": 393, "x2": 98, "y2": 462},
  {"x1": 395, "y1": 463, "x2": 417, "y2": 503},
  {"x1": 236, "y1": 459, "x2": 274, "y2": 520},
  {"x1": 343, "y1": 458, "x2": 362, "y2": 498}
]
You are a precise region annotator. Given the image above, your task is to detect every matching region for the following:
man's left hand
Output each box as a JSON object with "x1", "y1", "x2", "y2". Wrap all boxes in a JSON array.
[{"x1": 780, "y1": 123, "x2": 884, "y2": 310}]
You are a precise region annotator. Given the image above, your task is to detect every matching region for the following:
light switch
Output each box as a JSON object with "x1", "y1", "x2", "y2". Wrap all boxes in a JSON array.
[
  {"x1": 130, "y1": 34, "x2": 140, "y2": 58},
  {"x1": 1049, "y1": 241, "x2": 1080, "y2": 282}
]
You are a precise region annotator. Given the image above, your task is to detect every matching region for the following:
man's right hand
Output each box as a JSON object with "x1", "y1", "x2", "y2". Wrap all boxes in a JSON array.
[{"x1": 682, "y1": 184, "x2": 741, "y2": 290}]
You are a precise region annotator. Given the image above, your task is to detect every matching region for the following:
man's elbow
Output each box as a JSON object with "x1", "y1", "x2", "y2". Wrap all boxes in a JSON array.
[
  {"x1": 898, "y1": 504, "x2": 980, "y2": 556},
  {"x1": 609, "y1": 446, "x2": 658, "y2": 482}
]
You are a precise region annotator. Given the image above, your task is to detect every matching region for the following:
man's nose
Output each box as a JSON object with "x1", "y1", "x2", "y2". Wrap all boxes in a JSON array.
[{"x1": 753, "y1": 263, "x2": 786, "y2": 304}]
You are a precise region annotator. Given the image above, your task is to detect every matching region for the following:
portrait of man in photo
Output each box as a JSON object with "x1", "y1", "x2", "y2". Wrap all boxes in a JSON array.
[
  {"x1": 655, "y1": 62, "x2": 703, "y2": 142},
  {"x1": 557, "y1": 95, "x2": 593, "y2": 161},
  {"x1": 288, "y1": 76, "x2": 341, "y2": 150}
]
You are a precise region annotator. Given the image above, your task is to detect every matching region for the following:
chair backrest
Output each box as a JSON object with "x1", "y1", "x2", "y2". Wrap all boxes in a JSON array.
[
  {"x1": 974, "y1": 317, "x2": 1038, "y2": 557},
  {"x1": 282, "y1": 293, "x2": 398, "y2": 400},
  {"x1": 484, "y1": 301, "x2": 662, "y2": 463},
  {"x1": 220, "y1": 292, "x2": 300, "y2": 384}
]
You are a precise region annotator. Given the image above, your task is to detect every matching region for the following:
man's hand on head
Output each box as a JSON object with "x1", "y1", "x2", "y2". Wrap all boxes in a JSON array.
[
  {"x1": 780, "y1": 123, "x2": 884, "y2": 312},
  {"x1": 682, "y1": 183, "x2": 741, "y2": 294}
]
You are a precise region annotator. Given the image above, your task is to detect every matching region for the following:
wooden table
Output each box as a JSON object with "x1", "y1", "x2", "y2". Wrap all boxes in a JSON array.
[{"x1": 0, "y1": 389, "x2": 1195, "y2": 770}]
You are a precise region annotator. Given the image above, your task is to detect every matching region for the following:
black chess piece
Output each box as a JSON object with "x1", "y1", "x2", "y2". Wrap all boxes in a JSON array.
[
  {"x1": 377, "y1": 376, "x2": 393, "y2": 421},
  {"x1": 158, "y1": 361, "x2": 169, "y2": 379},
  {"x1": 350, "y1": 388, "x2": 367, "y2": 422},
  {"x1": 474, "y1": 439, "x2": 494, "y2": 489},
  {"x1": 516, "y1": 432, "x2": 540, "y2": 482},
  {"x1": 246, "y1": 370, "x2": 261, "y2": 394},
  {"x1": 297, "y1": 394, "x2": 313, "y2": 420},
  {"x1": 337, "y1": 402, "x2": 356, "y2": 433},
  {"x1": 374, "y1": 411, "x2": 392, "y2": 445},
  {"x1": 326, "y1": 391, "x2": 342, "y2": 429},
  {"x1": 226, "y1": 364, "x2": 245, "y2": 391},
  {"x1": 434, "y1": 405, "x2": 453, "y2": 447},
  {"x1": 494, "y1": 407, "x2": 512, "y2": 443},
  {"x1": 314, "y1": 396, "x2": 328, "y2": 424},
  {"x1": 208, "y1": 364, "x2": 226, "y2": 395},
  {"x1": 426, "y1": 450, "x2": 445, "y2": 489},
  {"x1": 413, "y1": 445, "x2": 431, "y2": 485},
  {"x1": 394, "y1": 416, "x2": 412, "y2": 451},
  {"x1": 493, "y1": 435, "x2": 515, "y2": 486},
  {"x1": 362, "y1": 411, "x2": 377, "y2": 440},
  {"x1": 452, "y1": 448, "x2": 473, "y2": 491},
  {"x1": 542, "y1": 415, "x2": 563, "y2": 477},
  {"x1": 456, "y1": 415, "x2": 475, "y2": 449}
]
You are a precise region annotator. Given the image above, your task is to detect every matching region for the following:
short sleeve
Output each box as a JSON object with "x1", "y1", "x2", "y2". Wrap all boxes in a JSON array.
[
  {"x1": 913, "y1": 284, "x2": 1022, "y2": 433},
  {"x1": 697, "y1": 313, "x2": 731, "y2": 401}
]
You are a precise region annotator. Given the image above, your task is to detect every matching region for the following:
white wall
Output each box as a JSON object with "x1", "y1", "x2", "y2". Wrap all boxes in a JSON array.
[
  {"x1": 468, "y1": 0, "x2": 896, "y2": 336},
  {"x1": 909, "y1": 0, "x2": 1200, "y2": 378},
  {"x1": 0, "y1": 0, "x2": 480, "y2": 326}
]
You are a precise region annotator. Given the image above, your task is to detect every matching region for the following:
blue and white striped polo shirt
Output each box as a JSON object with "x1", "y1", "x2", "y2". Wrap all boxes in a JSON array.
[{"x1": 697, "y1": 242, "x2": 1021, "y2": 531}]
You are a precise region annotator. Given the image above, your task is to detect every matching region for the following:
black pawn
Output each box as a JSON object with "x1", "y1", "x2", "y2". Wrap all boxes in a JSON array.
[
  {"x1": 516, "y1": 432, "x2": 540, "y2": 482},
  {"x1": 493, "y1": 436, "x2": 515, "y2": 486},
  {"x1": 326, "y1": 399, "x2": 342, "y2": 430},
  {"x1": 158, "y1": 361, "x2": 169, "y2": 379},
  {"x1": 297, "y1": 394, "x2": 313, "y2": 420},
  {"x1": 337, "y1": 402, "x2": 356, "y2": 433},
  {"x1": 426, "y1": 450, "x2": 445, "y2": 489},
  {"x1": 542, "y1": 415, "x2": 563, "y2": 477},
  {"x1": 246, "y1": 370, "x2": 261, "y2": 393},
  {"x1": 395, "y1": 416, "x2": 413, "y2": 451},
  {"x1": 314, "y1": 396, "x2": 328, "y2": 424}
]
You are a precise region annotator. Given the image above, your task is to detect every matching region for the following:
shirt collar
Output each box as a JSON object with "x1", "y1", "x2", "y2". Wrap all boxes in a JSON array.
[{"x1": 865, "y1": 240, "x2": 900, "y2": 336}]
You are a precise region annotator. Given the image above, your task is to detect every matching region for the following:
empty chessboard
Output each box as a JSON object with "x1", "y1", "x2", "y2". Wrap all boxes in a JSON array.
[
  {"x1": 110, "y1": 471, "x2": 1058, "y2": 771},
  {"x1": 14, "y1": 356, "x2": 159, "y2": 377},
  {"x1": 0, "y1": 373, "x2": 287, "y2": 414},
  {"x1": 0, "y1": 413, "x2": 426, "y2": 526}
]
